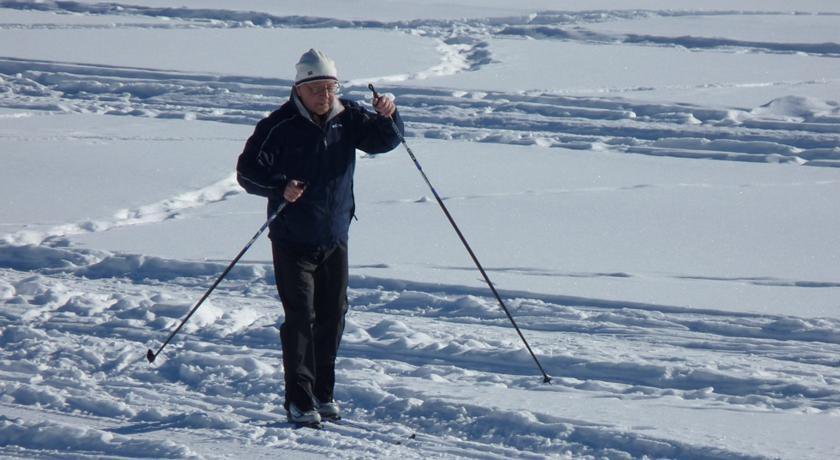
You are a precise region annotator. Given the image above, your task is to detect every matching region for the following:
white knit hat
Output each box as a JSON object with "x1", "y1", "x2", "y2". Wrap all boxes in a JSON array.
[{"x1": 295, "y1": 49, "x2": 338, "y2": 85}]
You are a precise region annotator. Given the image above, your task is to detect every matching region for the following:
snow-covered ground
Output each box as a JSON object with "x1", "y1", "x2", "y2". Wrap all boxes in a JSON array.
[{"x1": 1, "y1": 2, "x2": 839, "y2": 459}]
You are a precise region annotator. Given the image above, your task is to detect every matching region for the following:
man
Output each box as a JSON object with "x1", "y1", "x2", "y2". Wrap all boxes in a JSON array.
[{"x1": 236, "y1": 49, "x2": 403, "y2": 425}]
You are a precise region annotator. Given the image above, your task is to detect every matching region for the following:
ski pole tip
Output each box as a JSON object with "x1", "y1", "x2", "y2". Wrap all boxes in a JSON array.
[
  {"x1": 543, "y1": 375, "x2": 552, "y2": 384},
  {"x1": 146, "y1": 349, "x2": 156, "y2": 363}
]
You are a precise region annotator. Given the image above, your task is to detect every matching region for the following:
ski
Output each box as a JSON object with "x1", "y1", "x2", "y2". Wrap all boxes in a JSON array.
[
  {"x1": 323, "y1": 416, "x2": 417, "y2": 444},
  {"x1": 251, "y1": 418, "x2": 322, "y2": 430},
  {"x1": 253, "y1": 414, "x2": 420, "y2": 443},
  {"x1": 292, "y1": 421, "x2": 323, "y2": 430}
]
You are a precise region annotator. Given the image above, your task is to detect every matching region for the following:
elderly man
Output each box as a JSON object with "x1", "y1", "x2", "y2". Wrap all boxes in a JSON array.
[{"x1": 236, "y1": 49, "x2": 403, "y2": 425}]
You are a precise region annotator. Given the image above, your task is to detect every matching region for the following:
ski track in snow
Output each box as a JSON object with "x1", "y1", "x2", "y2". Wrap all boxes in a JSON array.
[
  {"x1": 1, "y1": 254, "x2": 838, "y2": 458},
  {"x1": 3, "y1": 174, "x2": 241, "y2": 247},
  {"x1": 2, "y1": 3, "x2": 840, "y2": 170},
  {"x1": 2, "y1": 3, "x2": 840, "y2": 459},
  {"x1": 2, "y1": 56, "x2": 839, "y2": 169},
  {"x1": 2, "y1": 2, "x2": 840, "y2": 58}
]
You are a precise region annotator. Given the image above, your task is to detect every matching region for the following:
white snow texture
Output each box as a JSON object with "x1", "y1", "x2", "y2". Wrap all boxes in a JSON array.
[{"x1": 1, "y1": 1, "x2": 839, "y2": 459}]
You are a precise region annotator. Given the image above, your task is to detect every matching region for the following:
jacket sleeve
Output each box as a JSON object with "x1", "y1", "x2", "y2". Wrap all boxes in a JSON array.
[
  {"x1": 236, "y1": 116, "x2": 287, "y2": 199},
  {"x1": 355, "y1": 106, "x2": 405, "y2": 155}
]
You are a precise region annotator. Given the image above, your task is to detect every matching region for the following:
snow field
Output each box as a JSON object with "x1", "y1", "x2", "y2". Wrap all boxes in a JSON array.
[
  {"x1": 4, "y1": 109, "x2": 838, "y2": 315},
  {"x1": 1, "y1": 247, "x2": 839, "y2": 457},
  {"x1": 1, "y1": 1, "x2": 840, "y2": 458}
]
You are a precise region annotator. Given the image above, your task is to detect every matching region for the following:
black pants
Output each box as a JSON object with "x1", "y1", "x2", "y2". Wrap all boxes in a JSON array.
[{"x1": 272, "y1": 241, "x2": 348, "y2": 411}]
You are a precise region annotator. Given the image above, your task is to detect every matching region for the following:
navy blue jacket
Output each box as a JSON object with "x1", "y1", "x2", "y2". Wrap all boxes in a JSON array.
[{"x1": 237, "y1": 94, "x2": 404, "y2": 248}]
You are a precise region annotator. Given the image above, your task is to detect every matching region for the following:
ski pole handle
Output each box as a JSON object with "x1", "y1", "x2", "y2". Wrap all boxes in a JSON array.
[{"x1": 368, "y1": 83, "x2": 395, "y2": 120}]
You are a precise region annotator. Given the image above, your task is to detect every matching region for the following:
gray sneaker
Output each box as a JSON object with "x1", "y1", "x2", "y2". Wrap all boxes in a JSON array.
[
  {"x1": 287, "y1": 403, "x2": 322, "y2": 425},
  {"x1": 317, "y1": 399, "x2": 340, "y2": 420}
]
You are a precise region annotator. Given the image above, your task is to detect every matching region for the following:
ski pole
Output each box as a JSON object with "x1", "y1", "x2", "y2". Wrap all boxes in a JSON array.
[
  {"x1": 146, "y1": 200, "x2": 288, "y2": 363},
  {"x1": 369, "y1": 84, "x2": 551, "y2": 384}
]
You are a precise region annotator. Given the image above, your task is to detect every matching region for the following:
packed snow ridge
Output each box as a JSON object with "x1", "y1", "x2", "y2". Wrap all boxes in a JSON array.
[
  {"x1": 3, "y1": 174, "x2": 239, "y2": 246},
  {"x1": 2, "y1": 57, "x2": 839, "y2": 167}
]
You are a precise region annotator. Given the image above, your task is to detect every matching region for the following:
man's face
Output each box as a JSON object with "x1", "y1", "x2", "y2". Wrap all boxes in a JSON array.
[{"x1": 296, "y1": 81, "x2": 339, "y2": 116}]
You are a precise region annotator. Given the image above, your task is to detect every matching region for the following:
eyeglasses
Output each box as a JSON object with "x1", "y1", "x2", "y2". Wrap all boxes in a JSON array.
[{"x1": 300, "y1": 82, "x2": 341, "y2": 96}]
